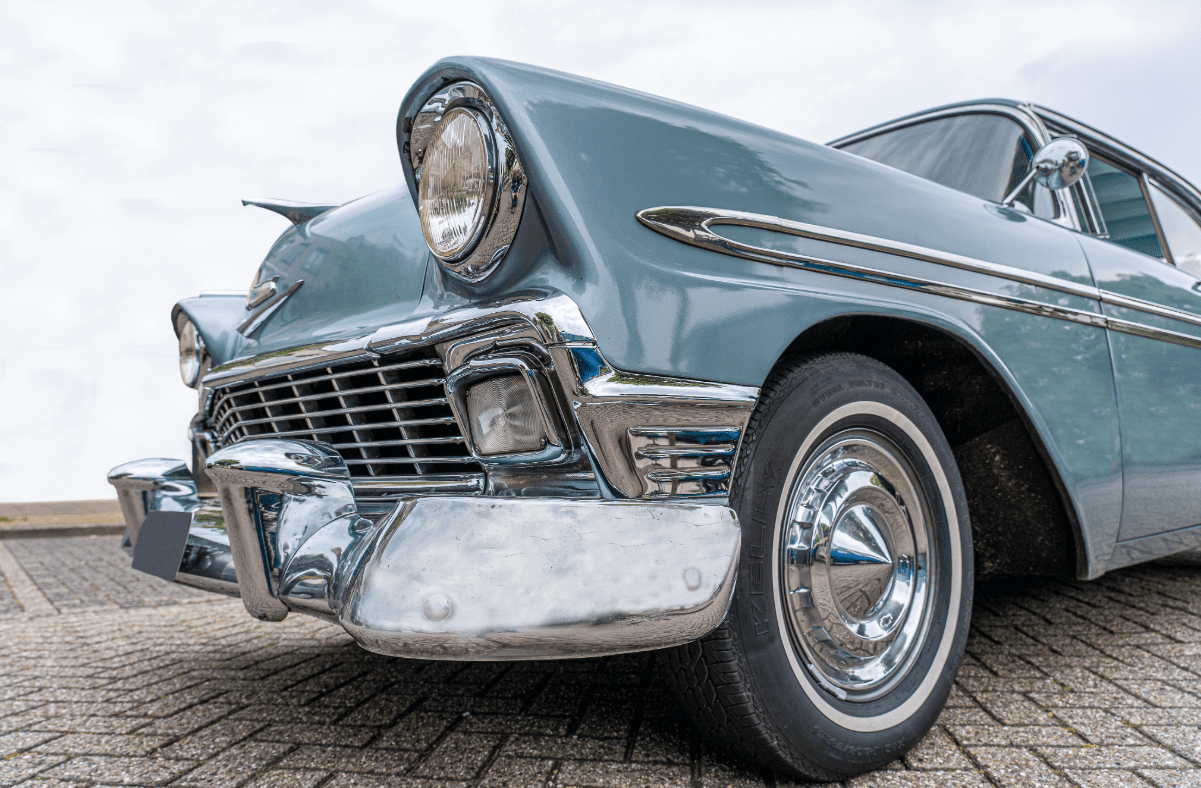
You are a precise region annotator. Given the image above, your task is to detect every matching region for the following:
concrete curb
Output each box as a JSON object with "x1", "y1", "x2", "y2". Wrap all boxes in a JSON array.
[{"x1": 0, "y1": 523, "x2": 125, "y2": 540}]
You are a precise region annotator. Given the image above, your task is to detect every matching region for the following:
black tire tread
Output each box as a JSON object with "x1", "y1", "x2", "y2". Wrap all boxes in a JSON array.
[{"x1": 661, "y1": 352, "x2": 862, "y2": 782}]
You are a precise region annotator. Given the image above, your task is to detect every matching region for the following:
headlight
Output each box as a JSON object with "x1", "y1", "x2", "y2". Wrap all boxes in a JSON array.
[
  {"x1": 410, "y1": 82, "x2": 528, "y2": 283},
  {"x1": 178, "y1": 317, "x2": 207, "y2": 388},
  {"x1": 419, "y1": 107, "x2": 496, "y2": 261}
]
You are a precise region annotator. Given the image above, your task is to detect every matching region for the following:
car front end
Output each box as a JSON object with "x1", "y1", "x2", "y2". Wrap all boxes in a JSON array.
[{"x1": 109, "y1": 71, "x2": 754, "y2": 661}]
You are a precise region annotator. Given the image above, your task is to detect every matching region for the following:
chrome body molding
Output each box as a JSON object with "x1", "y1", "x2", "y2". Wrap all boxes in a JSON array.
[
  {"x1": 367, "y1": 293, "x2": 596, "y2": 357},
  {"x1": 207, "y1": 335, "x2": 376, "y2": 387},
  {"x1": 630, "y1": 427, "x2": 739, "y2": 498},
  {"x1": 246, "y1": 276, "x2": 278, "y2": 310},
  {"x1": 637, "y1": 206, "x2": 1201, "y2": 351},
  {"x1": 241, "y1": 198, "x2": 340, "y2": 226},
  {"x1": 564, "y1": 351, "x2": 757, "y2": 500},
  {"x1": 203, "y1": 292, "x2": 759, "y2": 502},
  {"x1": 237, "y1": 279, "x2": 304, "y2": 338},
  {"x1": 113, "y1": 439, "x2": 741, "y2": 660}
]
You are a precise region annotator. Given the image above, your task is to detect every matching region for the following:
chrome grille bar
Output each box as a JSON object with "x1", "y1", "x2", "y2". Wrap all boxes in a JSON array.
[
  {"x1": 213, "y1": 378, "x2": 444, "y2": 420},
  {"x1": 240, "y1": 357, "x2": 443, "y2": 396},
  {"x1": 215, "y1": 397, "x2": 450, "y2": 435},
  {"x1": 204, "y1": 348, "x2": 480, "y2": 484}
]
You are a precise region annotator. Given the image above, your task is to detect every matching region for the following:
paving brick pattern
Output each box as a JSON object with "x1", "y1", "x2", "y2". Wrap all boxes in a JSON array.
[
  {"x1": 0, "y1": 536, "x2": 1198, "y2": 786},
  {"x1": 0, "y1": 575, "x2": 23, "y2": 617},
  {"x1": 3, "y1": 536, "x2": 206, "y2": 613}
]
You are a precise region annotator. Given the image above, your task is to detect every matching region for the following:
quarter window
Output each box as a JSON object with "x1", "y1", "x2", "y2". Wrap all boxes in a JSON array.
[
  {"x1": 1147, "y1": 182, "x2": 1201, "y2": 277},
  {"x1": 840, "y1": 113, "x2": 1057, "y2": 218},
  {"x1": 1085, "y1": 157, "x2": 1164, "y2": 259}
]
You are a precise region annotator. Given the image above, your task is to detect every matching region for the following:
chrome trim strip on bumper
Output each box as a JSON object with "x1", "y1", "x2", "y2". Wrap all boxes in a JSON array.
[
  {"x1": 109, "y1": 439, "x2": 741, "y2": 660},
  {"x1": 637, "y1": 206, "x2": 1201, "y2": 351}
]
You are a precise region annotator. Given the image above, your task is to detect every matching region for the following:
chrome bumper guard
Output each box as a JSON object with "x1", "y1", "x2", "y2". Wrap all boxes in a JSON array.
[{"x1": 107, "y1": 439, "x2": 741, "y2": 660}]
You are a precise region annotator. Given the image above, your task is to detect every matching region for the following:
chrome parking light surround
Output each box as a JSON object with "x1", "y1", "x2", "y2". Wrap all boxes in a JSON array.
[
  {"x1": 409, "y1": 81, "x2": 527, "y2": 283},
  {"x1": 445, "y1": 353, "x2": 568, "y2": 465}
]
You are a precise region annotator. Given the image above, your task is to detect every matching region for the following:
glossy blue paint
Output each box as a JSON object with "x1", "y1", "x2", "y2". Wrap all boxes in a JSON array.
[
  {"x1": 1078, "y1": 233, "x2": 1201, "y2": 542},
  {"x1": 393, "y1": 58, "x2": 1124, "y2": 576},
  {"x1": 183, "y1": 57, "x2": 1201, "y2": 578},
  {"x1": 240, "y1": 187, "x2": 431, "y2": 357}
]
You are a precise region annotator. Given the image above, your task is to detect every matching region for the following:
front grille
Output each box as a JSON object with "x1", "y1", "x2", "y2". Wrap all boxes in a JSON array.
[{"x1": 206, "y1": 348, "x2": 481, "y2": 480}]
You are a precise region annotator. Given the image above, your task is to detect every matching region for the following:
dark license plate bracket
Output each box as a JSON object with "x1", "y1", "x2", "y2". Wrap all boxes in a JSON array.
[{"x1": 131, "y1": 511, "x2": 193, "y2": 581}]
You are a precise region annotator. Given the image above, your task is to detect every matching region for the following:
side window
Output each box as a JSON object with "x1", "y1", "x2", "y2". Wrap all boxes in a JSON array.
[
  {"x1": 840, "y1": 114, "x2": 1057, "y2": 218},
  {"x1": 1147, "y1": 182, "x2": 1201, "y2": 277},
  {"x1": 1085, "y1": 157, "x2": 1164, "y2": 259}
]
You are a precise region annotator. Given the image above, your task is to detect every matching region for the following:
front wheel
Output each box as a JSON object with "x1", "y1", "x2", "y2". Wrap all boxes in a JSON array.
[{"x1": 662, "y1": 352, "x2": 973, "y2": 780}]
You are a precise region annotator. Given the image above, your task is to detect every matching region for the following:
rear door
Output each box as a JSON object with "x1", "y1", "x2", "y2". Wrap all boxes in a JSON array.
[{"x1": 1072, "y1": 152, "x2": 1201, "y2": 541}]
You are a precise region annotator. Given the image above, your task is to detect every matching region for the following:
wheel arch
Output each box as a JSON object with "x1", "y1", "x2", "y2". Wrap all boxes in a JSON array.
[{"x1": 767, "y1": 312, "x2": 1091, "y2": 580}]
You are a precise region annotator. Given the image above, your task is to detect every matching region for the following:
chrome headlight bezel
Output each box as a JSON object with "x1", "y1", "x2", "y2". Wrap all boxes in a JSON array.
[
  {"x1": 176, "y1": 314, "x2": 208, "y2": 389},
  {"x1": 410, "y1": 81, "x2": 527, "y2": 283}
]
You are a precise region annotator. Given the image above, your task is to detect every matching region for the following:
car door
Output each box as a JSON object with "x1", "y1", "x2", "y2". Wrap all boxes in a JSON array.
[{"x1": 1072, "y1": 153, "x2": 1201, "y2": 542}]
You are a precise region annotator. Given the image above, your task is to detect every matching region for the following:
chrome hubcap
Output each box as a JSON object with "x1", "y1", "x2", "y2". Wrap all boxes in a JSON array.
[{"x1": 780, "y1": 428, "x2": 935, "y2": 701}]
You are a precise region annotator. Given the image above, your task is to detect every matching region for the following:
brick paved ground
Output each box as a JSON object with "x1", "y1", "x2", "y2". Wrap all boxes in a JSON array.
[{"x1": 0, "y1": 536, "x2": 1198, "y2": 787}]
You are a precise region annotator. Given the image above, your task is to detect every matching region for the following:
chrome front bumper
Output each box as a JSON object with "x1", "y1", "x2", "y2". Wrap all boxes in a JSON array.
[{"x1": 108, "y1": 440, "x2": 740, "y2": 660}]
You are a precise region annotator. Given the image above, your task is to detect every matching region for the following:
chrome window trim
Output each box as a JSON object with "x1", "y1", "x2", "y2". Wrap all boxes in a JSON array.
[
  {"x1": 1145, "y1": 175, "x2": 1201, "y2": 278},
  {"x1": 637, "y1": 205, "x2": 1201, "y2": 352},
  {"x1": 828, "y1": 103, "x2": 1046, "y2": 149},
  {"x1": 1139, "y1": 172, "x2": 1176, "y2": 268},
  {"x1": 1034, "y1": 106, "x2": 1201, "y2": 231},
  {"x1": 1146, "y1": 175, "x2": 1201, "y2": 229},
  {"x1": 828, "y1": 102, "x2": 1079, "y2": 230}
]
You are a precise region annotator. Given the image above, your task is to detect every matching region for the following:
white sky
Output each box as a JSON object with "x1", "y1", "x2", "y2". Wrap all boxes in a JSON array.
[{"x1": 2, "y1": 0, "x2": 1199, "y2": 502}]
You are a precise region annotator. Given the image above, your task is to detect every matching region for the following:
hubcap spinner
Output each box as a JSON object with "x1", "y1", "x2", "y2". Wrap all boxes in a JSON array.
[{"x1": 781, "y1": 429, "x2": 935, "y2": 701}]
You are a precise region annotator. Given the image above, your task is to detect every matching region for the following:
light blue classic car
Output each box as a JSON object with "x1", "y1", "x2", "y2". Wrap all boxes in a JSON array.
[{"x1": 109, "y1": 57, "x2": 1201, "y2": 780}]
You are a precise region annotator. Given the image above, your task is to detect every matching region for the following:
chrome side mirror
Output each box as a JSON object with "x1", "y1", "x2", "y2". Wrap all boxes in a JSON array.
[{"x1": 1002, "y1": 137, "x2": 1089, "y2": 207}]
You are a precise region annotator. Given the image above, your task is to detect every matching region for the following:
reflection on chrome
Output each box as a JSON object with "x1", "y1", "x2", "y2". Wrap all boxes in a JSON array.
[
  {"x1": 111, "y1": 438, "x2": 742, "y2": 659},
  {"x1": 638, "y1": 205, "x2": 1201, "y2": 352},
  {"x1": 106, "y1": 460, "x2": 237, "y2": 596},
  {"x1": 197, "y1": 292, "x2": 761, "y2": 503},
  {"x1": 781, "y1": 429, "x2": 935, "y2": 701},
  {"x1": 408, "y1": 81, "x2": 527, "y2": 283}
]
